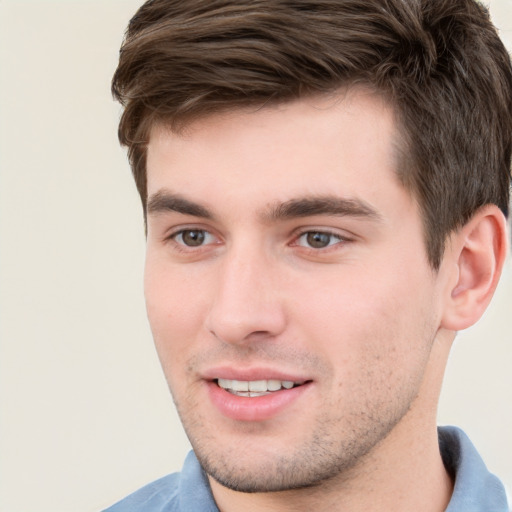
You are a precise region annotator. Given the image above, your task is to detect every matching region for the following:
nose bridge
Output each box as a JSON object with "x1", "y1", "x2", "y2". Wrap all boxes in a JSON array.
[{"x1": 206, "y1": 237, "x2": 285, "y2": 344}]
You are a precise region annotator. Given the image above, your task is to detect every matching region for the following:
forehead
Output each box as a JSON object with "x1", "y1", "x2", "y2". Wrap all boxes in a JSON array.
[{"x1": 145, "y1": 90, "x2": 408, "y2": 217}]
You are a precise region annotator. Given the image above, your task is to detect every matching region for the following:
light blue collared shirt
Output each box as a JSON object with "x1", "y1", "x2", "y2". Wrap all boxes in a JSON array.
[
  {"x1": 440, "y1": 427, "x2": 509, "y2": 511},
  {"x1": 103, "y1": 426, "x2": 509, "y2": 511}
]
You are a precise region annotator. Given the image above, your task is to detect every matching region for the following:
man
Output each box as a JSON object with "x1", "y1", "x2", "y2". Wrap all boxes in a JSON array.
[{"x1": 105, "y1": 0, "x2": 512, "y2": 510}]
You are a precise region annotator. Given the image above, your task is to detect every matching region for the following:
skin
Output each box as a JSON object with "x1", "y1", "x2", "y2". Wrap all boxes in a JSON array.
[{"x1": 143, "y1": 90, "x2": 503, "y2": 511}]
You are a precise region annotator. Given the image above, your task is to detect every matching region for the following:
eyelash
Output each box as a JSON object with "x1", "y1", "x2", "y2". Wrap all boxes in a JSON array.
[
  {"x1": 292, "y1": 229, "x2": 351, "y2": 251},
  {"x1": 167, "y1": 228, "x2": 218, "y2": 252}
]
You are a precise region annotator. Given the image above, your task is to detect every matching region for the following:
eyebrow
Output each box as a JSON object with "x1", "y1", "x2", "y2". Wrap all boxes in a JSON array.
[
  {"x1": 147, "y1": 190, "x2": 214, "y2": 219},
  {"x1": 146, "y1": 190, "x2": 381, "y2": 224},
  {"x1": 264, "y1": 196, "x2": 382, "y2": 222}
]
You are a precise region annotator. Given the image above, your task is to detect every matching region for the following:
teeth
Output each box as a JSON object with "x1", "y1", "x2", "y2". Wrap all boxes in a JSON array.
[
  {"x1": 248, "y1": 380, "x2": 267, "y2": 392},
  {"x1": 218, "y1": 378, "x2": 232, "y2": 390},
  {"x1": 217, "y1": 378, "x2": 303, "y2": 395},
  {"x1": 232, "y1": 380, "x2": 249, "y2": 392},
  {"x1": 267, "y1": 379, "x2": 281, "y2": 391}
]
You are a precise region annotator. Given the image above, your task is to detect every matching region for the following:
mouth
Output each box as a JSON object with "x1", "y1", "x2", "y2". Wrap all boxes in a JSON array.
[
  {"x1": 207, "y1": 373, "x2": 313, "y2": 421},
  {"x1": 214, "y1": 378, "x2": 308, "y2": 397}
]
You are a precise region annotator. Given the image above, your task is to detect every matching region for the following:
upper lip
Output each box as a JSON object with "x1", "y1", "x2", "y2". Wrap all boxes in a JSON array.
[{"x1": 201, "y1": 366, "x2": 311, "y2": 383}]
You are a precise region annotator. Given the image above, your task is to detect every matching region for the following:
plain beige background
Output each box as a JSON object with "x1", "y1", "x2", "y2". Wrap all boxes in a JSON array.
[{"x1": 0, "y1": 1, "x2": 511, "y2": 511}]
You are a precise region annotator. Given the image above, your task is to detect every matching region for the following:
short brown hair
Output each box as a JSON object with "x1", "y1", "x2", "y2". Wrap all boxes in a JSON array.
[{"x1": 112, "y1": 0, "x2": 512, "y2": 268}]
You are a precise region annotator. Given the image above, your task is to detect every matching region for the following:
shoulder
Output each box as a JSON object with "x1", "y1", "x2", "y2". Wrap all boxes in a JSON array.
[
  {"x1": 102, "y1": 451, "x2": 218, "y2": 512},
  {"x1": 102, "y1": 472, "x2": 181, "y2": 512}
]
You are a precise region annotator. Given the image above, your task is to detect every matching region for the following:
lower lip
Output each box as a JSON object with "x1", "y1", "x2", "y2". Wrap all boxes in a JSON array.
[{"x1": 207, "y1": 381, "x2": 311, "y2": 422}]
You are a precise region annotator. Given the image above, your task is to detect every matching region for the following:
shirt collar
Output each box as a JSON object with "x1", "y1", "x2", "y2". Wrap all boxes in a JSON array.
[{"x1": 440, "y1": 426, "x2": 508, "y2": 511}]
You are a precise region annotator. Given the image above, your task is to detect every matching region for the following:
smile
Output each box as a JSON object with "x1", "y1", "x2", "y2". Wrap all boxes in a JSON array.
[
  {"x1": 216, "y1": 378, "x2": 306, "y2": 397},
  {"x1": 207, "y1": 376, "x2": 313, "y2": 421}
]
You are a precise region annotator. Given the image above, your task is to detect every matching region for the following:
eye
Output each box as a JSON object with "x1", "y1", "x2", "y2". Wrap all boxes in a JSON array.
[
  {"x1": 172, "y1": 229, "x2": 215, "y2": 247},
  {"x1": 296, "y1": 231, "x2": 345, "y2": 249}
]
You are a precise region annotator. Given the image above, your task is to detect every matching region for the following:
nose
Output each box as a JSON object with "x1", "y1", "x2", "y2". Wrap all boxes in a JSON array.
[{"x1": 205, "y1": 244, "x2": 287, "y2": 345}]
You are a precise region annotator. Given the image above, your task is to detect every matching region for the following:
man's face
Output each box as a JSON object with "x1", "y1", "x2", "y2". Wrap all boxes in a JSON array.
[{"x1": 144, "y1": 91, "x2": 449, "y2": 492}]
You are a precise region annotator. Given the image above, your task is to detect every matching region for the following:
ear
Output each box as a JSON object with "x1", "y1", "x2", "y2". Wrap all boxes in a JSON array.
[{"x1": 441, "y1": 205, "x2": 508, "y2": 331}]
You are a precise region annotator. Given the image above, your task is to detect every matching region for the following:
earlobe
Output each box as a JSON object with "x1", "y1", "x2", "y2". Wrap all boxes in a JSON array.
[{"x1": 441, "y1": 205, "x2": 508, "y2": 332}]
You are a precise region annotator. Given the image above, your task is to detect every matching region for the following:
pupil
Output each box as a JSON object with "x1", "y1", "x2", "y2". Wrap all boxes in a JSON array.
[
  {"x1": 182, "y1": 230, "x2": 205, "y2": 246},
  {"x1": 307, "y1": 232, "x2": 330, "y2": 248}
]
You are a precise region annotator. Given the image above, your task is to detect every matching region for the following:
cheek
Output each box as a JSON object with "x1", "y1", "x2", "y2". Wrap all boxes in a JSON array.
[
  {"x1": 144, "y1": 259, "x2": 209, "y2": 366},
  {"x1": 293, "y1": 267, "x2": 437, "y2": 376}
]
